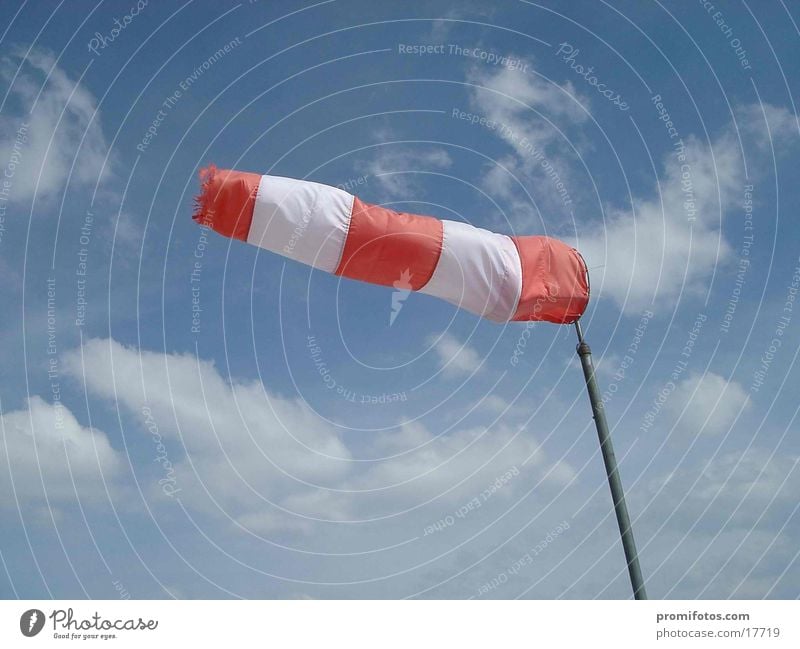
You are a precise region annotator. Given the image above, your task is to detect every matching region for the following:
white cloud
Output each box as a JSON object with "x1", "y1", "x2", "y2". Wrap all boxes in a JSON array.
[
  {"x1": 467, "y1": 59, "x2": 798, "y2": 315},
  {"x1": 667, "y1": 372, "x2": 750, "y2": 437},
  {"x1": 62, "y1": 338, "x2": 573, "y2": 534},
  {"x1": 478, "y1": 155, "x2": 540, "y2": 227},
  {"x1": 467, "y1": 62, "x2": 588, "y2": 228},
  {"x1": 644, "y1": 447, "x2": 799, "y2": 533},
  {"x1": 579, "y1": 134, "x2": 741, "y2": 313},
  {"x1": 62, "y1": 338, "x2": 355, "y2": 533},
  {"x1": 579, "y1": 103, "x2": 797, "y2": 313},
  {"x1": 359, "y1": 146, "x2": 452, "y2": 200},
  {"x1": 0, "y1": 396, "x2": 122, "y2": 508},
  {"x1": 737, "y1": 103, "x2": 799, "y2": 154},
  {"x1": 426, "y1": 332, "x2": 483, "y2": 378},
  {"x1": 690, "y1": 448, "x2": 799, "y2": 515},
  {"x1": 476, "y1": 394, "x2": 510, "y2": 414},
  {"x1": 110, "y1": 211, "x2": 144, "y2": 254},
  {"x1": 354, "y1": 421, "x2": 572, "y2": 495},
  {"x1": 0, "y1": 47, "x2": 111, "y2": 202},
  {"x1": 551, "y1": 103, "x2": 797, "y2": 313},
  {"x1": 469, "y1": 63, "x2": 587, "y2": 137}
]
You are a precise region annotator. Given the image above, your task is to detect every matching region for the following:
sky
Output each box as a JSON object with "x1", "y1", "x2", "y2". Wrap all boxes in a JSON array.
[{"x1": 0, "y1": 0, "x2": 799, "y2": 600}]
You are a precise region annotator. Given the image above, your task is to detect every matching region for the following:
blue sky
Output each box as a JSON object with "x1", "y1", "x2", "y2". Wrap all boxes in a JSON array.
[{"x1": 1, "y1": 0, "x2": 799, "y2": 599}]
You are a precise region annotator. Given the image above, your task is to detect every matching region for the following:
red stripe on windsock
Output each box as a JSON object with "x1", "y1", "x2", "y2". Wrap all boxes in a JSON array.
[
  {"x1": 334, "y1": 197, "x2": 443, "y2": 290},
  {"x1": 193, "y1": 165, "x2": 260, "y2": 241},
  {"x1": 511, "y1": 236, "x2": 589, "y2": 324}
]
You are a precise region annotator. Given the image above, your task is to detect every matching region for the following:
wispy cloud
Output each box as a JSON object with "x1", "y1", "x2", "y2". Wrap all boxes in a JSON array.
[
  {"x1": 737, "y1": 102, "x2": 800, "y2": 154},
  {"x1": 359, "y1": 145, "x2": 452, "y2": 200},
  {"x1": 580, "y1": 104, "x2": 798, "y2": 314},
  {"x1": 466, "y1": 60, "x2": 589, "y2": 228},
  {"x1": 0, "y1": 47, "x2": 111, "y2": 202},
  {"x1": 467, "y1": 61, "x2": 800, "y2": 315},
  {"x1": 579, "y1": 132, "x2": 742, "y2": 313},
  {"x1": 426, "y1": 332, "x2": 483, "y2": 378},
  {"x1": 667, "y1": 372, "x2": 750, "y2": 437}
]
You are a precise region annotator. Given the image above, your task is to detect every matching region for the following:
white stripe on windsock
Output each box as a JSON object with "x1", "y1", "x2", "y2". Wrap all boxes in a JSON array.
[
  {"x1": 247, "y1": 175, "x2": 354, "y2": 273},
  {"x1": 418, "y1": 220, "x2": 522, "y2": 322}
]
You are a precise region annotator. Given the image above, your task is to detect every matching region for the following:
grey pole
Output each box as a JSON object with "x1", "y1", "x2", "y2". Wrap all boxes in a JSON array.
[{"x1": 574, "y1": 320, "x2": 647, "y2": 599}]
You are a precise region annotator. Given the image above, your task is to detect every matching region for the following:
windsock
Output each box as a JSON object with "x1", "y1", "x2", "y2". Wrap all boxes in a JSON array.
[{"x1": 193, "y1": 166, "x2": 589, "y2": 323}]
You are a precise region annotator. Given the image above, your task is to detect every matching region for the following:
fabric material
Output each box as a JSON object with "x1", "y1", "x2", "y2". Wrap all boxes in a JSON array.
[
  {"x1": 247, "y1": 175, "x2": 353, "y2": 273},
  {"x1": 194, "y1": 166, "x2": 590, "y2": 324},
  {"x1": 192, "y1": 165, "x2": 260, "y2": 241},
  {"x1": 334, "y1": 197, "x2": 443, "y2": 289},
  {"x1": 511, "y1": 236, "x2": 589, "y2": 323},
  {"x1": 419, "y1": 220, "x2": 521, "y2": 322}
]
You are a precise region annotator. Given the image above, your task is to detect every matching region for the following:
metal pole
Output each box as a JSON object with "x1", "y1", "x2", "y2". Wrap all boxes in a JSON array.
[{"x1": 574, "y1": 320, "x2": 647, "y2": 599}]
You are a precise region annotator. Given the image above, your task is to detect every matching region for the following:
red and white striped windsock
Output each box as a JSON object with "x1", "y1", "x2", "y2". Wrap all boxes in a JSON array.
[{"x1": 193, "y1": 166, "x2": 589, "y2": 323}]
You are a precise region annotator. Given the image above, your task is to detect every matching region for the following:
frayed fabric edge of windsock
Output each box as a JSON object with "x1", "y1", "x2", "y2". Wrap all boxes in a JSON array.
[
  {"x1": 192, "y1": 164, "x2": 225, "y2": 228},
  {"x1": 193, "y1": 164, "x2": 261, "y2": 241}
]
